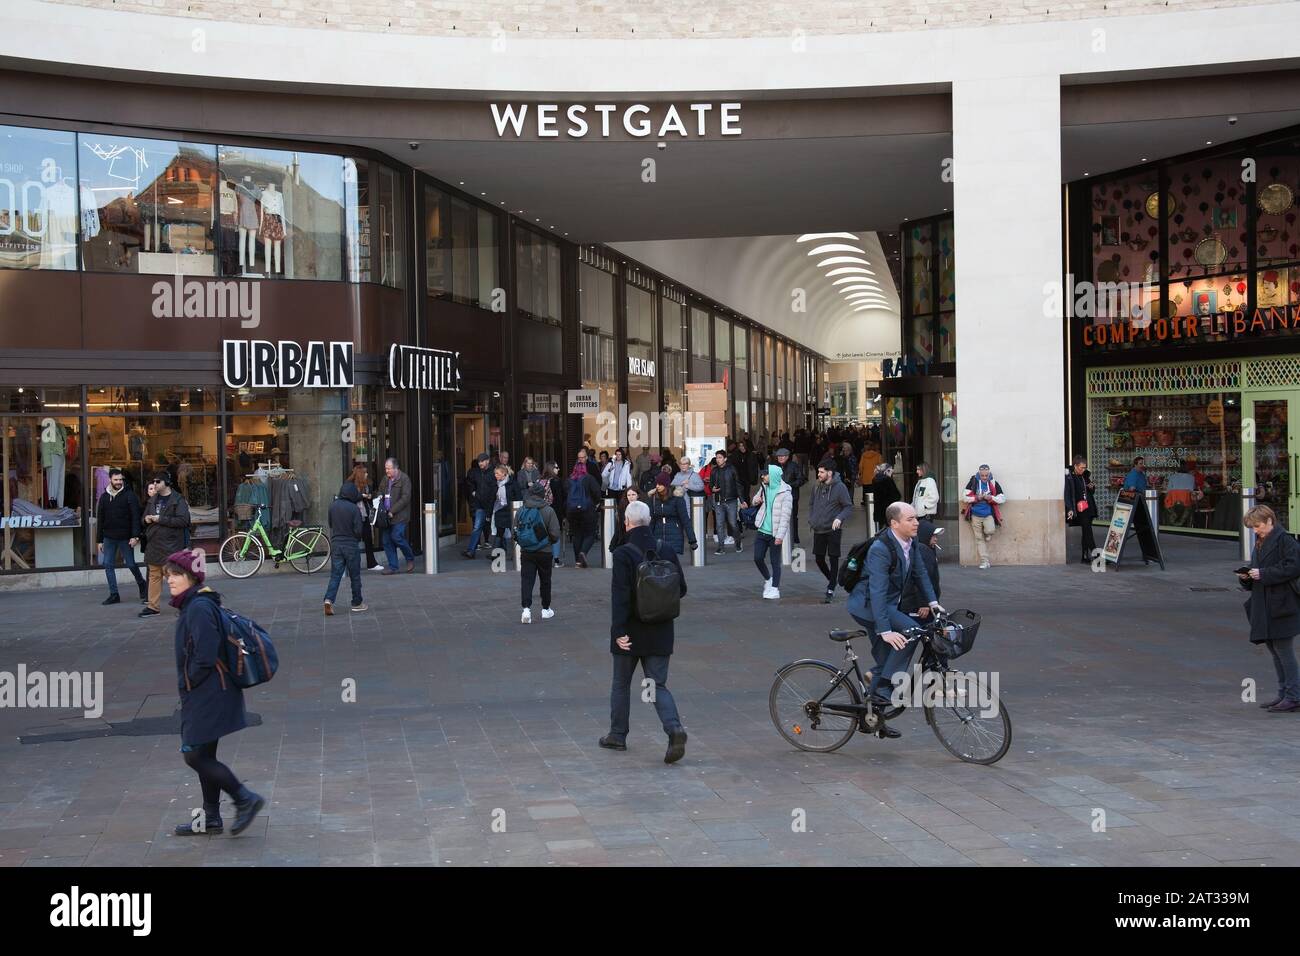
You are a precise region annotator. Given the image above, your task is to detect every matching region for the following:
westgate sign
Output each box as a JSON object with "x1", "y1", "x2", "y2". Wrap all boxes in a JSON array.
[
  {"x1": 222, "y1": 339, "x2": 354, "y2": 388},
  {"x1": 490, "y1": 102, "x2": 742, "y2": 139},
  {"x1": 388, "y1": 344, "x2": 461, "y2": 391}
]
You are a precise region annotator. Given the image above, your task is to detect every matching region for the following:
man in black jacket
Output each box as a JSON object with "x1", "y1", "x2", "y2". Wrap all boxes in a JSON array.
[
  {"x1": 96, "y1": 468, "x2": 146, "y2": 606},
  {"x1": 139, "y1": 473, "x2": 191, "y2": 618},
  {"x1": 808, "y1": 462, "x2": 853, "y2": 603},
  {"x1": 324, "y1": 481, "x2": 368, "y2": 614},
  {"x1": 708, "y1": 449, "x2": 743, "y2": 554},
  {"x1": 462, "y1": 453, "x2": 497, "y2": 559},
  {"x1": 775, "y1": 447, "x2": 805, "y2": 545},
  {"x1": 600, "y1": 500, "x2": 689, "y2": 763}
]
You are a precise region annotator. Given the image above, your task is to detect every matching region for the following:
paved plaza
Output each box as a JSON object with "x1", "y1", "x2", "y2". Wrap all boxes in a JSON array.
[{"x1": 0, "y1": 507, "x2": 1296, "y2": 867}]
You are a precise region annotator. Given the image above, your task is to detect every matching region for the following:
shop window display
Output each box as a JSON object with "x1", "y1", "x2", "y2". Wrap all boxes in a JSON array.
[
  {"x1": 689, "y1": 306, "x2": 712, "y2": 383},
  {"x1": 1165, "y1": 157, "x2": 1247, "y2": 284},
  {"x1": 80, "y1": 135, "x2": 217, "y2": 275},
  {"x1": 217, "y1": 145, "x2": 346, "y2": 279},
  {"x1": 0, "y1": 125, "x2": 80, "y2": 271},
  {"x1": 1, "y1": 392, "x2": 84, "y2": 570},
  {"x1": 516, "y1": 228, "x2": 562, "y2": 325},
  {"x1": 425, "y1": 186, "x2": 499, "y2": 308},
  {"x1": 1090, "y1": 391, "x2": 1242, "y2": 532},
  {"x1": 626, "y1": 281, "x2": 659, "y2": 447},
  {"x1": 1092, "y1": 171, "x2": 1164, "y2": 293},
  {"x1": 661, "y1": 290, "x2": 688, "y2": 456},
  {"x1": 348, "y1": 159, "x2": 405, "y2": 288},
  {"x1": 1254, "y1": 151, "x2": 1300, "y2": 270},
  {"x1": 579, "y1": 258, "x2": 618, "y2": 452}
]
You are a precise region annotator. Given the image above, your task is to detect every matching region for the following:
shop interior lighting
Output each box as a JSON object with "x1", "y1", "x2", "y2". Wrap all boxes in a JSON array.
[
  {"x1": 817, "y1": 257, "x2": 873, "y2": 269},
  {"x1": 806, "y1": 243, "x2": 865, "y2": 256},
  {"x1": 825, "y1": 266, "x2": 873, "y2": 278},
  {"x1": 796, "y1": 232, "x2": 859, "y2": 243},
  {"x1": 832, "y1": 276, "x2": 881, "y2": 287}
]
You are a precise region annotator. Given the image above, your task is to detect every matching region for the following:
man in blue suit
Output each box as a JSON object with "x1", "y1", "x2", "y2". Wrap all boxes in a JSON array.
[{"x1": 846, "y1": 501, "x2": 943, "y2": 738}]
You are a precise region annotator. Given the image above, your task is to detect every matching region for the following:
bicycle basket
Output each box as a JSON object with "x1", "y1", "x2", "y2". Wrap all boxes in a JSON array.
[
  {"x1": 929, "y1": 610, "x2": 981, "y2": 659},
  {"x1": 233, "y1": 503, "x2": 254, "y2": 520}
]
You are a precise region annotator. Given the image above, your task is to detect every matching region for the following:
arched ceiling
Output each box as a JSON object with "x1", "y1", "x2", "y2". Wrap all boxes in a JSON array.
[{"x1": 610, "y1": 232, "x2": 900, "y2": 359}]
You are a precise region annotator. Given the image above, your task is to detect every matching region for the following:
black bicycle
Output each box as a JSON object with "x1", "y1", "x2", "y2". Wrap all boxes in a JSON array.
[{"x1": 768, "y1": 610, "x2": 1011, "y2": 765}]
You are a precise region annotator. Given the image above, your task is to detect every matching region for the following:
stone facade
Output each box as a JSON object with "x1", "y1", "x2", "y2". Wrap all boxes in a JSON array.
[{"x1": 43, "y1": 0, "x2": 1286, "y2": 38}]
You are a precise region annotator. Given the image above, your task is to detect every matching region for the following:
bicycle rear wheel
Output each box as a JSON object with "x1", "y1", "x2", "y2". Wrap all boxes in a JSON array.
[
  {"x1": 924, "y1": 670, "x2": 1012, "y2": 765},
  {"x1": 218, "y1": 532, "x2": 264, "y2": 579},
  {"x1": 769, "y1": 661, "x2": 860, "y2": 753},
  {"x1": 288, "y1": 528, "x2": 331, "y2": 574}
]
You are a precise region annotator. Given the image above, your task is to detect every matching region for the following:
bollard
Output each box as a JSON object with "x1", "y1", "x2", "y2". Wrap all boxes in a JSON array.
[
  {"x1": 423, "y1": 501, "x2": 438, "y2": 575},
  {"x1": 1143, "y1": 488, "x2": 1160, "y2": 546},
  {"x1": 512, "y1": 500, "x2": 522, "y2": 570},
  {"x1": 690, "y1": 496, "x2": 706, "y2": 568},
  {"x1": 602, "y1": 500, "x2": 617, "y2": 569},
  {"x1": 866, "y1": 492, "x2": 876, "y2": 537},
  {"x1": 1240, "y1": 486, "x2": 1257, "y2": 563}
]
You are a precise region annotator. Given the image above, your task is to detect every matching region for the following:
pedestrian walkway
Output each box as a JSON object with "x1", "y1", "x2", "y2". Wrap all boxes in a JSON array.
[{"x1": 0, "y1": 502, "x2": 1295, "y2": 867}]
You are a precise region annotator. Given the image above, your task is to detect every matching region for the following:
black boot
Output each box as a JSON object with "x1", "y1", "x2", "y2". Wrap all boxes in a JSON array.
[
  {"x1": 174, "y1": 804, "x2": 223, "y2": 835},
  {"x1": 102, "y1": 594, "x2": 121, "y2": 605},
  {"x1": 230, "y1": 788, "x2": 265, "y2": 835}
]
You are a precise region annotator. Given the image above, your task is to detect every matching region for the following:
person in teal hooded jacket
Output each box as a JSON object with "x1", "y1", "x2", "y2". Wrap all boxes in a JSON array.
[{"x1": 750, "y1": 463, "x2": 792, "y2": 600}]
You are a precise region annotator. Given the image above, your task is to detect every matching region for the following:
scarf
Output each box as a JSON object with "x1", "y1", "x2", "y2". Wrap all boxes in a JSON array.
[
  {"x1": 570, "y1": 460, "x2": 588, "y2": 481},
  {"x1": 170, "y1": 584, "x2": 197, "y2": 610}
]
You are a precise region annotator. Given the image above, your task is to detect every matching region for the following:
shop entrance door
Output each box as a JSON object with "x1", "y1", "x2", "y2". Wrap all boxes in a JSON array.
[
  {"x1": 1246, "y1": 393, "x2": 1298, "y2": 529},
  {"x1": 454, "y1": 413, "x2": 487, "y2": 535}
]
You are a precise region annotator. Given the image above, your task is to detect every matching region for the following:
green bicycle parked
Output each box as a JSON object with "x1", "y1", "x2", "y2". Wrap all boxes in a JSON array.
[{"x1": 218, "y1": 503, "x2": 331, "y2": 578}]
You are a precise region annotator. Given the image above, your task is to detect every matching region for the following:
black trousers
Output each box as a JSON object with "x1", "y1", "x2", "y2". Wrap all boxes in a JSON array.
[
  {"x1": 520, "y1": 549, "x2": 554, "y2": 609},
  {"x1": 790, "y1": 488, "x2": 801, "y2": 543},
  {"x1": 1078, "y1": 520, "x2": 1097, "y2": 558},
  {"x1": 813, "y1": 529, "x2": 842, "y2": 589},
  {"x1": 182, "y1": 740, "x2": 243, "y2": 811}
]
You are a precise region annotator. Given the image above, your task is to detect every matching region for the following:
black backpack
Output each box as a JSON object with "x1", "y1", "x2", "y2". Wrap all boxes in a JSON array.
[
  {"x1": 627, "y1": 545, "x2": 682, "y2": 624},
  {"x1": 838, "y1": 529, "x2": 897, "y2": 594}
]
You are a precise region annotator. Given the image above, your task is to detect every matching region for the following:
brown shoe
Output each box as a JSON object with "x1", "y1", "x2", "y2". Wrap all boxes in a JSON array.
[
  {"x1": 1267, "y1": 698, "x2": 1300, "y2": 713},
  {"x1": 324, "y1": 600, "x2": 334, "y2": 616},
  {"x1": 406, "y1": 561, "x2": 415, "y2": 573}
]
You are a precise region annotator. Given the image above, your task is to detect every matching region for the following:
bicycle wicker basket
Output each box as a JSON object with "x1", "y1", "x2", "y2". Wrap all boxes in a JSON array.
[{"x1": 929, "y1": 609, "x2": 981, "y2": 659}]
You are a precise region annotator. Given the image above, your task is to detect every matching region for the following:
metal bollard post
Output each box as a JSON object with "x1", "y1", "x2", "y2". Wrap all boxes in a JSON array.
[
  {"x1": 512, "y1": 499, "x2": 522, "y2": 570},
  {"x1": 1240, "y1": 486, "x2": 1257, "y2": 563},
  {"x1": 866, "y1": 492, "x2": 876, "y2": 537},
  {"x1": 602, "y1": 500, "x2": 617, "y2": 570},
  {"x1": 1143, "y1": 488, "x2": 1160, "y2": 546},
  {"x1": 691, "y1": 496, "x2": 706, "y2": 568},
  {"x1": 423, "y1": 501, "x2": 438, "y2": 575}
]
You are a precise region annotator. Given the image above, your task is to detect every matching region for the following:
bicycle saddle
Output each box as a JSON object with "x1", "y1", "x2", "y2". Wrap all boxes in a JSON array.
[{"x1": 828, "y1": 628, "x2": 866, "y2": 642}]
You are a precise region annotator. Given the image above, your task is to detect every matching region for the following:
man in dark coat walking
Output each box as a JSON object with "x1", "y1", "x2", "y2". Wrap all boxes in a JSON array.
[
  {"x1": 96, "y1": 467, "x2": 146, "y2": 605},
  {"x1": 324, "y1": 480, "x2": 368, "y2": 614},
  {"x1": 140, "y1": 473, "x2": 191, "y2": 618},
  {"x1": 600, "y1": 500, "x2": 689, "y2": 762}
]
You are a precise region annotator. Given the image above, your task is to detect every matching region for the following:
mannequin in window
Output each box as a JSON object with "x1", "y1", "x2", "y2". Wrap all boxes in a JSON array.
[
  {"x1": 219, "y1": 178, "x2": 238, "y2": 234},
  {"x1": 258, "y1": 183, "x2": 285, "y2": 274},
  {"x1": 40, "y1": 171, "x2": 78, "y2": 270},
  {"x1": 237, "y1": 176, "x2": 259, "y2": 271}
]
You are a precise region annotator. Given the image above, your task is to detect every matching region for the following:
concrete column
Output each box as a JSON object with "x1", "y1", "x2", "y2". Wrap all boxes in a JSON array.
[{"x1": 952, "y1": 73, "x2": 1066, "y2": 566}]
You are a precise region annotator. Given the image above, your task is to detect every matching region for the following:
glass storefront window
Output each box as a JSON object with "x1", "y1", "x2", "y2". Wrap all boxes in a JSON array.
[
  {"x1": 579, "y1": 260, "x2": 618, "y2": 453},
  {"x1": 1166, "y1": 156, "x2": 1246, "y2": 283},
  {"x1": 661, "y1": 292, "x2": 687, "y2": 454},
  {"x1": 217, "y1": 145, "x2": 345, "y2": 280},
  {"x1": 2, "y1": 413, "x2": 85, "y2": 570},
  {"x1": 350, "y1": 160, "x2": 405, "y2": 287},
  {"x1": 516, "y1": 228, "x2": 562, "y2": 325},
  {"x1": 426, "y1": 186, "x2": 499, "y2": 308},
  {"x1": 690, "y1": 306, "x2": 712, "y2": 382},
  {"x1": 86, "y1": 385, "x2": 220, "y2": 415},
  {"x1": 1092, "y1": 170, "x2": 1163, "y2": 295},
  {"x1": 626, "y1": 283, "x2": 659, "y2": 449},
  {"x1": 1089, "y1": 391, "x2": 1242, "y2": 532},
  {"x1": 908, "y1": 222, "x2": 933, "y2": 316},
  {"x1": 937, "y1": 312, "x2": 956, "y2": 363},
  {"x1": 938, "y1": 219, "x2": 955, "y2": 311},
  {"x1": 1256, "y1": 150, "x2": 1300, "y2": 270},
  {"x1": 81, "y1": 134, "x2": 217, "y2": 276},
  {"x1": 0, "y1": 125, "x2": 79, "y2": 270}
]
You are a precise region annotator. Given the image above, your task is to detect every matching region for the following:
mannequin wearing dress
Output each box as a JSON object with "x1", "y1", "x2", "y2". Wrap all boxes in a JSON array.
[
  {"x1": 237, "y1": 176, "x2": 259, "y2": 271},
  {"x1": 259, "y1": 183, "x2": 285, "y2": 274}
]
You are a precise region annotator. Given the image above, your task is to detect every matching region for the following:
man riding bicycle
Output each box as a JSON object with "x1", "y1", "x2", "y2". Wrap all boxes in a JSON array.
[{"x1": 845, "y1": 501, "x2": 944, "y2": 738}]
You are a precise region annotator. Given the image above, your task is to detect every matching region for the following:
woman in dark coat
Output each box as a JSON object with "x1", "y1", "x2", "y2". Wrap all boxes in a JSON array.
[
  {"x1": 1064, "y1": 456, "x2": 1098, "y2": 564},
  {"x1": 166, "y1": 551, "x2": 266, "y2": 835},
  {"x1": 733, "y1": 440, "x2": 758, "y2": 500},
  {"x1": 1238, "y1": 505, "x2": 1300, "y2": 712},
  {"x1": 544, "y1": 461, "x2": 566, "y2": 567},
  {"x1": 648, "y1": 477, "x2": 697, "y2": 556},
  {"x1": 608, "y1": 487, "x2": 642, "y2": 552},
  {"x1": 870, "y1": 464, "x2": 902, "y2": 529}
]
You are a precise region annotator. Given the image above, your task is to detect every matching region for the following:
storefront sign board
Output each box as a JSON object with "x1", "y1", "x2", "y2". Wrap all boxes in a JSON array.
[
  {"x1": 388, "y1": 344, "x2": 460, "y2": 391},
  {"x1": 223, "y1": 339, "x2": 353, "y2": 389},
  {"x1": 567, "y1": 389, "x2": 600, "y2": 414},
  {"x1": 1103, "y1": 487, "x2": 1165, "y2": 569}
]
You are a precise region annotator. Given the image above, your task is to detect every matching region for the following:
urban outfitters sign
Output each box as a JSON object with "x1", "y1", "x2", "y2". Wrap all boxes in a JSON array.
[
  {"x1": 222, "y1": 339, "x2": 354, "y2": 389},
  {"x1": 491, "y1": 102, "x2": 742, "y2": 139},
  {"x1": 388, "y1": 344, "x2": 461, "y2": 391}
]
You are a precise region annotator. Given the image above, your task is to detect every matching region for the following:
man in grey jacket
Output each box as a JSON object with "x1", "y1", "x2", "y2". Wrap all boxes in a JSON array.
[
  {"x1": 381, "y1": 457, "x2": 415, "y2": 574},
  {"x1": 809, "y1": 462, "x2": 854, "y2": 603}
]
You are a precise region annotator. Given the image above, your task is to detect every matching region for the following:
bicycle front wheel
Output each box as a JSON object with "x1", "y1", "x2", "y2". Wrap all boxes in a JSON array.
[
  {"x1": 769, "y1": 661, "x2": 860, "y2": 753},
  {"x1": 288, "y1": 528, "x2": 331, "y2": 574},
  {"x1": 924, "y1": 670, "x2": 1012, "y2": 765},
  {"x1": 218, "y1": 532, "x2": 264, "y2": 579}
]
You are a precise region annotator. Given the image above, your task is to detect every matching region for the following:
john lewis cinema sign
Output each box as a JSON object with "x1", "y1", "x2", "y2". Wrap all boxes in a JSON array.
[{"x1": 490, "y1": 102, "x2": 742, "y2": 139}]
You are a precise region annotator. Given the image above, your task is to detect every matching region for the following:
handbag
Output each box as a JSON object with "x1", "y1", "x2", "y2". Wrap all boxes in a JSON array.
[
  {"x1": 739, "y1": 505, "x2": 759, "y2": 529},
  {"x1": 371, "y1": 504, "x2": 390, "y2": 531}
]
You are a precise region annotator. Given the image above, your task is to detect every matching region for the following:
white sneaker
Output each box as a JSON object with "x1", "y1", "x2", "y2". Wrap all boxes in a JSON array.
[
  {"x1": 979, "y1": 560, "x2": 991, "y2": 569},
  {"x1": 368, "y1": 565, "x2": 386, "y2": 572},
  {"x1": 764, "y1": 578, "x2": 772, "y2": 589},
  {"x1": 763, "y1": 586, "x2": 781, "y2": 600},
  {"x1": 725, "y1": 536, "x2": 735, "y2": 546},
  {"x1": 541, "y1": 608, "x2": 555, "y2": 620},
  {"x1": 521, "y1": 608, "x2": 532, "y2": 624}
]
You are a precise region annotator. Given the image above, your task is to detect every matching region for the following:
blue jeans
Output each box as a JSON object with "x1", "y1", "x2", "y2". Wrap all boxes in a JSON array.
[
  {"x1": 465, "y1": 508, "x2": 488, "y2": 553},
  {"x1": 608, "y1": 653, "x2": 682, "y2": 742},
  {"x1": 325, "y1": 543, "x2": 363, "y2": 606},
  {"x1": 382, "y1": 520, "x2": 413, "y2": 569},
  {"x1": 712, "y1": 499, "x2": 740, "y2": 544},
  {"x1": 1266, "y1": 636, "x2": 1300, "y2": 702},
  {"x1": 101, "y1": 537, "x2": 145, "y2": 597},
  {"x1": 753, "y1": 531, "x2": 781, "y2": 587}
]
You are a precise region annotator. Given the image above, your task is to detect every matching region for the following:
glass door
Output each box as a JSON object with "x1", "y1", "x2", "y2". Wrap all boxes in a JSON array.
[
  {"x1": 1246, "y1": 392, "x2": 1298, "y2": 530},
  {"x1": 454, "y1": 413, "x2": 487, "y2": 535}
]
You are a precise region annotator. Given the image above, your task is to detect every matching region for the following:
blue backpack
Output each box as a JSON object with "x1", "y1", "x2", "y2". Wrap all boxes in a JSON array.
[
  {"x1": 566, "y1": 476, "x2": 592, "y2": 512},
  {"x1": 216, "y1": 607, "x2": 279, "y2": 689},
  {"x1": 515, "y1": 506, "x2": 550, "y2": 552}
]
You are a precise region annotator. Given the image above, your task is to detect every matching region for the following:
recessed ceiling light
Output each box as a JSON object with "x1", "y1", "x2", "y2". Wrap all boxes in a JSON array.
[
  {"x1": 1141, "y1": 158, "x2": 1147, "y2": 162},
  {"x1": 1206, "y1": 140, "x2": 1213, "y2": 145},
  {"x1": 459, "y1": 181, "x2": 464, "y2": 185},
  {"x1": 480, "y1": 192, "x2": 485, "y2": 196}
]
